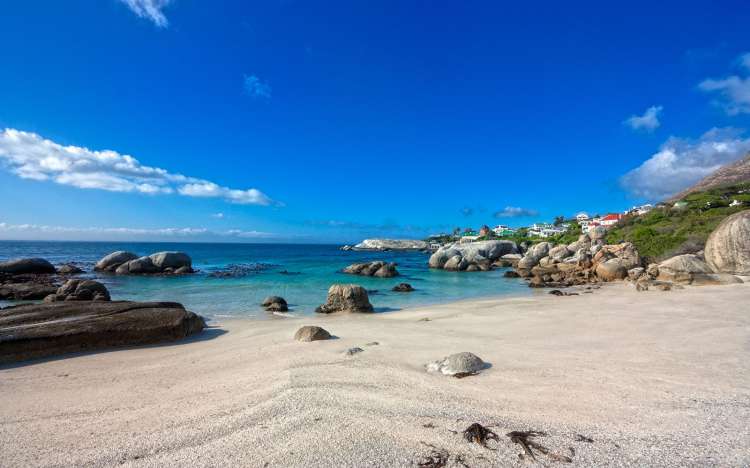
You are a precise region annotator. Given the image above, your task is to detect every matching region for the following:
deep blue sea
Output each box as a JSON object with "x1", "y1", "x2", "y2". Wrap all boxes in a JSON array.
[{"x1": 0, "y1": 241, "x2": 532, "y2": 319}]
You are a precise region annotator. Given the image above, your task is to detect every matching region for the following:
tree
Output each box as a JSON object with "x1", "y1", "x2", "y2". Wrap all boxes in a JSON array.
[{"x1": 553, "y1": 215, "x2": 565, "y2": 226}]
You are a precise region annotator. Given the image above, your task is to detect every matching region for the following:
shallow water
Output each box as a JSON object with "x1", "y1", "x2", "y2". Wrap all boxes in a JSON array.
[{"x1": 0, "y1": 241, "x2": 531, "y2": 319}]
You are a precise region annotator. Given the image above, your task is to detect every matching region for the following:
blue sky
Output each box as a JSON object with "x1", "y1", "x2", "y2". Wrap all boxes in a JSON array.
[{"x1": 1, "y1": 0, "x2": 750, "y2": 243}]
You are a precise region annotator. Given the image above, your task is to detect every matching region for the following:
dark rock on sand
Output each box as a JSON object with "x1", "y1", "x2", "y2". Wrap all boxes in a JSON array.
[
  {"x1": 0, "y1": 301, "x2": 205, "y2": 364},
  {"x1": 294, "y1": 326, "x2": 331, "y2": 342},
  {"x1": 392, "y1": 283, "x2": 414, "y2": 292},
  {"x1": 0, "y1": 258, "x2": 56, "y2": 275},
  {"x1": 44, "y1": 279, "x2": 110, "y2": 302},
  {"x1": 316, "y1": 284, "x2": 374, "y2": 314}
]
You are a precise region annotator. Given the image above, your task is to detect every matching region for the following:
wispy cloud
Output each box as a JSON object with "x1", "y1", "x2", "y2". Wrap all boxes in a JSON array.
[
  {"x1": 119, "y1": 0, "x2": 173, "y2": 27},
  {"x1": 460, "y1": 207, "x2": 474, "y2": 217},
  {"x1": 211, "y1": 212, "x2": 225, "y2": 219},
  {"x1": 624, "y1": 105, "x2": 663, "y2": 132},
  {"x1": 620, "y1": 127, "x2": 750, "y2": 200},
  {"x1": 493, "y1": 206, "x2": 539, "y2": 218},
  {"x1": 0, "y1": 221, "x2": 274, "y2": 241},
  {"x1": 307, "y1": 219, "x2": 448, "y2": 235},
  {"x1": 0, "y1": 128, "x2": 278, "y2": 206},
  {"x1": 699, "y1": 52, "x2": 750, "y2": 115},
  {"x1": 243, "y1": 74, "x2": 272, "y2": 100}
]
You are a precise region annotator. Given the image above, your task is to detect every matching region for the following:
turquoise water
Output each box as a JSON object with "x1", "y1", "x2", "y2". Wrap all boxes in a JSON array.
[{"x1": 0, "y1": 241, "x2": 531, "y2": 319}]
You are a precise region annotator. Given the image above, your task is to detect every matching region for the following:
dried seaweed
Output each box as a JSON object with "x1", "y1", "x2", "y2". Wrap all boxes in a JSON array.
[
  {"x1": 506, "y1": 430, "x2": 572, "y2": 463},
  {"x1": 463, "y1": 423, "x2": 499, "y2": 448}
]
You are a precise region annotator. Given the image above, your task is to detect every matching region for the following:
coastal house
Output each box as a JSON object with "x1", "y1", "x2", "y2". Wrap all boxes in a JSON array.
[
  {"x1": 599, "y1": 213, "x2": 623, "y2": 227},
  {"x1": 493, "y1": 225, "x2": 516, "y2": 237},
  {"x1": 576, "y1": 212, "x2": 590, "y2": 222}
]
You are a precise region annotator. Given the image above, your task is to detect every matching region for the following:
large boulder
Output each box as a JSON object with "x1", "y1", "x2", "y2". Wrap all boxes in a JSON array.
[
  {"x1": 262, "y1": 296, "x2": 288, "y2": 312},
  {"x1": 148, "y1": 251, "x2": 192, "y2": 271},
  {"x1": 594, "y1": 259, "x2": 628, "y2": 281},
  {"x1": 517, "y1": 242, "x2": 551, "y2": 270},
  {"x1": 343, "y1": 261, "x2": 399, "y2": 278},
  {"x1": 45, "y1": 279, "x2": 110, "y2": 302},
  {"x1": 94, "y1": 251, "x2": 138, "y2": 272},
  {"x1": 429, "y1": 240, "x2": 518, "y2": 271},
  {"x1": 116, "y1": 256, "x2": 160, "y2": 275},
  {"x1": 704, "y1": 210, "x2": 750, "y2": 275},
  {"x1": 656, "y1": 254, "x2": 738, "y2": 285},
  {"x1": 315, "y1": 284, "x2": 374, "y2": 314},
  {"x1": 0, "y1": 301, "x2": 205, "y2": 364},
  {"x1": 589, "y1": 226, "x2": 607, "y2": 241},
  {"x1": 0, "y1": 258, "x2": 56, "y2": 275}
]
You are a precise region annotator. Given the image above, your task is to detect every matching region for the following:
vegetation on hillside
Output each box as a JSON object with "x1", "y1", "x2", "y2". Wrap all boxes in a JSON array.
[{"x1": 606, "y1": 182, "x2": 750, "y2": 262}]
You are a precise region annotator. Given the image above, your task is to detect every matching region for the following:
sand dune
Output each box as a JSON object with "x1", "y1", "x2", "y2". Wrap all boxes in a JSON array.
[{"x1": 1, "y1": 283, "x2": 749, "y2": 467}]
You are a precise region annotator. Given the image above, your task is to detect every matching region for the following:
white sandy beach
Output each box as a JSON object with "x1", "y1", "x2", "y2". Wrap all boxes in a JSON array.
[{"x1": 1, "y1": 283, "x2": 749, "y2": 467}]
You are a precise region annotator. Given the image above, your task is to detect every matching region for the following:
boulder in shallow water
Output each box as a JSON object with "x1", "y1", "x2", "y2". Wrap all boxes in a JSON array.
[
  {"x1": 57, "y1": 264, "x2": 84, "y2": 275},
  {"x1": 429, "y1": 240, "x2": 519, "y2": 271},
  {"x1": 262, "y1": 296, "x2": 288, "y2": 312},
  {"x1": 426, "y1": 352, "x2": 488, "y2": 376},
  {"x1": 294, "y1": 326, "x2": 331, "y2": 342},
  {"x1": 94, "y1": 251, "x2": 138, "y2": 272},
  {"x1": 0, "y1": 301, "x2": 205, "y2": 364},
  {"x1": 148, "y1": 251, "x2": 192, "y2": 271},
  {"x1": 704, "y1": 210, "x2": 750, "y2": 275},
  {"x1": 392, "y1": 283, "x2": 414, "y2": 292},
  {"x1": 343, "y1": 261, "x2": 399, "y2": 278},
  {"x1": 0, "y1": 258, "x2": 56, "y2": 275},
  {"x1": 316, "y1": 284, "x2": 373, "y2": 314}
]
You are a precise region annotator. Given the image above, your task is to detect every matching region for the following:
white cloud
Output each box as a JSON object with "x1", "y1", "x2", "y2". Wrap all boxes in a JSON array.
[
  {"x1": 493, "y1": 206, "x2": 539, "y2": 218},
  {"x1": 624, "y1": 105, "x2": 663, "y2": 132},
  {"x1": 0, "y1": 129, "x2": 277, "y2": 206},
  {"x1": 699, "y1": 52, "x2": 750, "y2": 115},
  {"x1": 0, "y1": 222, "x2": 274, "y2": 241},
  {"x1": 620, "y1": 127, "x2": 750, "y2": 200},
  {"x1": 119, "y1": 0, "x2": 173, "y2": 27},
  {"x1": 243, "y1": 75, "x2": 272, "y2": 100},
  {"x1": 211, "y1": 212, "x2": 225, "y2": 219}
]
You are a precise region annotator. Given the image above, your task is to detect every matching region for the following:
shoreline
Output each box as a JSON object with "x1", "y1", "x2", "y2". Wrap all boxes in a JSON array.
[{"x1": 2, "y1": 282, "x2": 749, "y2": 466}]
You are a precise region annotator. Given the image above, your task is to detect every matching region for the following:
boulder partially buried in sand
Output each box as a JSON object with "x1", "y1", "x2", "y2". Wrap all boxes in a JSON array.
[
  {"x1": 426, "y1": 352, "x2": 488, "y2": 376},
  {"x1": 315, "y1": 284, "x2": 374, "y2": 314},
  {"x1": 704, "y1": 210, "x2": 750, "y2": 275},
  {"x1": 294, "y1": 326, "x2": 332, "y2": 342},
  {"x1": 0, "y1": 301, "x2": 206, "y2": 364}
]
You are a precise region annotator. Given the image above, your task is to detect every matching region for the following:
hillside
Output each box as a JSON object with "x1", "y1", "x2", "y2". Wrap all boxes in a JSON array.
[
  {"x1": 667, "y1": 153, "x2": 750, "y2": 202},
  {"x1": 607, "y1": 182, "x2": 750, "y2": 262}
]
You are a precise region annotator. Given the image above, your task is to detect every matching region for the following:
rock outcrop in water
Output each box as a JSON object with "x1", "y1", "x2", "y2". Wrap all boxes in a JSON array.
[
  {"x1": 343, "y1": 261, "x2": 399, "y2": 278},
  {"x1": 353, "y1": 239, "x2": 428, "y2": 251},
  {"x1": 262, "y1": 296, "x2": 288, "y2": 312},
  {"x1": 44, "y1": 279, "x2": 111, "y2": 302},
  {"x1": 0, "y1": 301, "x2": 205, "y2": 364},
  {"x1": 316, "y1": 284, "x2": 374, "y2": 314},
  {"x1": 428, "y1": 240, "x2": 519, "y2": 272},
  {"x1": 0, "y1": 258, "x2": 56, "y2": 275},
  {"x1": 95, "y1": 251, "x2": 194, "y2": 275}
]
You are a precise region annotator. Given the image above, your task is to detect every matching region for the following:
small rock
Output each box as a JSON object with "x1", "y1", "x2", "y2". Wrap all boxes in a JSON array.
[
  {"x1": 262, "y1": 296, "x2": 288, "y2": 309},
  {"x1": 503, "y1": 270, "x2": 520, "y2": 278},
  {"x1": 426, "y1": 352, "x2": 487, "y2": 376},
  {"x1": 294, "y1": 326, "x2": 331, "y2": 342},
  {"x1": 344, "y1": 347, "x2": 363, "y2": 356},
  {"x1": 57, "y1": 264, "x2": 84, "y2": 275},
  {"x1": 392, "y1": 283, "x2": 414, "y2": 292},
  {"x1": 364, "y1": 341, "x2": 379, "y2": 346}
]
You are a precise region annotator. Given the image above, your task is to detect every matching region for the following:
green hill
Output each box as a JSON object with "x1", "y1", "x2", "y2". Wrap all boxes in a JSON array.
[{"x1": 606, "y1": 182, "x2": 750, "y2": 262}]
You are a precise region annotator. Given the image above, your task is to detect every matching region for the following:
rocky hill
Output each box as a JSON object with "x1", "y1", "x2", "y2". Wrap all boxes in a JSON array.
[{"x1": 668, "y1": 153, "x2": 750, "y2": 202}]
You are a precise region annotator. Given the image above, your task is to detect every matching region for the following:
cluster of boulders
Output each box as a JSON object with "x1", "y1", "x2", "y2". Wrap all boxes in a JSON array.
[
  {"x1": 94, "y1": 251, "x2": 194, "y2": 275},
  {"x1": 44, "y1": 279, "x2": 111, "y2": 302},
  {"x1": 511, "y1": 232, "x2": 641, "y2": 287},
  {"x1": 351, "y1": 239, "x2": 428, "y2": 251},
  {"x1": 315, "y1": 284, "x2": 374, "y2": 314},
  {"x1": 0, "y1": 258, "x2": 61, "y2": 300},
  {"x1": 342, "y1": 261, "x2": 399, "y2": 278},
  {"x1": 262, "y1": 296, "x2": 288, "y2": 312},
  {"x1": 428, "y1": 240, "x2": 519, "y2": 272}
]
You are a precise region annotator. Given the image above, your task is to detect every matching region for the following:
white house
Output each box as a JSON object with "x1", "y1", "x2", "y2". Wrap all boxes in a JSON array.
[{"x1": 576, "y1": 212, "x2": 590, "y2": 222}]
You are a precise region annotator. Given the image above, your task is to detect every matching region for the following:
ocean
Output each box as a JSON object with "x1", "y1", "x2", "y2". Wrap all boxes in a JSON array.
[{"x1": 0, "y1": 241, "x2": 532, "y2": 319}]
